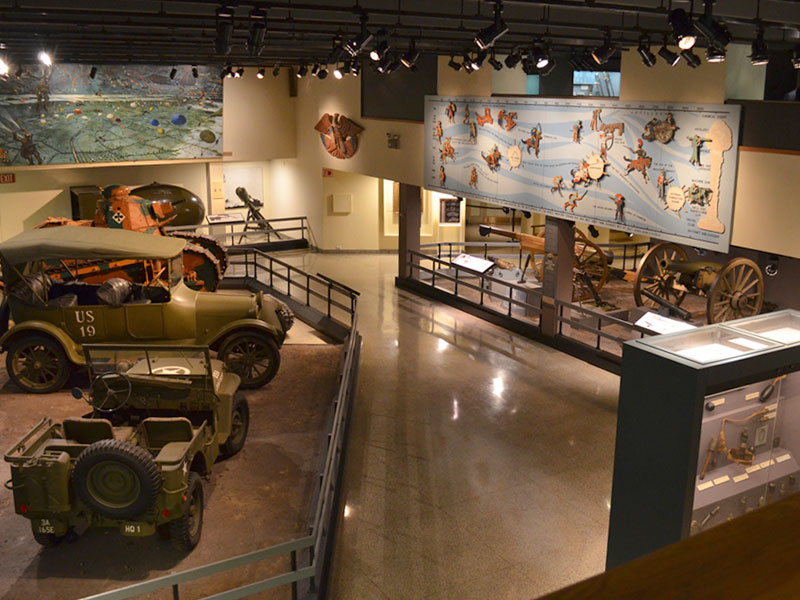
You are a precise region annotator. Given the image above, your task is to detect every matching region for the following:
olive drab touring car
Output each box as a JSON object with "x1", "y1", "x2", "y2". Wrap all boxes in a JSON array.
[
  {"x1": 4, "y1": 345, "x2": 247, "y2": 551},
  {"x1": 0, "y1": 227, "x2": 294, "y2": 394}
]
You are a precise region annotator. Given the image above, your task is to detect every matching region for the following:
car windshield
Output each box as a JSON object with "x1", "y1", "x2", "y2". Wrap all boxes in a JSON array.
[{"x1": 85, "y1": 346, "x2": 212, "y2": 381}]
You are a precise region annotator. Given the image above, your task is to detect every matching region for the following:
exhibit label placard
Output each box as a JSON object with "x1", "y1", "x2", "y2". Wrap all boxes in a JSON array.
[{"x1": 424, "y1": 96, "x2": 740, "y2": 252}]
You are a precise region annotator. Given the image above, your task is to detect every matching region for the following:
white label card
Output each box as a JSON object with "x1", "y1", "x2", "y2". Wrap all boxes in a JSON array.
[
  {"x1": 746, "y1": 465, "x2": 761, "y2": 473},
  {"x1": 733, "y1": 474, "x2": 749, "y2": 483},
  {"x1": 711, "y1": 397, "x2": 726, "y2": 407},
  {"x1": 776, "y1": 454, "x2": 791, "y2": 463},
  {"x1": 745, "y1": 392, "x2": 760, "y2": 401},
  {"x1": 697, "y1": 481, "x2": 714, "y2": 491},
  {"x1": 713, "y1": 475, "x2": 730, "y2": 485}
]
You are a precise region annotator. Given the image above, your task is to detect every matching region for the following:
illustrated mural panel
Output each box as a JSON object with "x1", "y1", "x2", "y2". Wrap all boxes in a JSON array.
[
  {"x1": 0, "y1": 64, "x2": 222, "y2": 166},
  {"x1": 425, "y1": 96, "x2": 741, "y2": 252}
]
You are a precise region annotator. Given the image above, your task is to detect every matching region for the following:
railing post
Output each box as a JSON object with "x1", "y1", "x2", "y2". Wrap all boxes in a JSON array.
[
  {"x1": 454, "y1": 266, "x2": 459, "y2": 297},
  {"x1": 307, "y1": 274, "x2": 311, "y2": 307},
  {"x1": 291, "y1": 550, "x2": 298, "y2": 600},
  {"x1": 507, "y1": 285, "x2": 513, "y2": 316},
  {"x1": 327, "y1": 284, "x2": 332, "y2": 317},
  {"x1": 597, "y1": 316, "x2": 602, "y2": 350},
  {"x1": 172, "y1": 583, "x2": 180, "y2": 600}
]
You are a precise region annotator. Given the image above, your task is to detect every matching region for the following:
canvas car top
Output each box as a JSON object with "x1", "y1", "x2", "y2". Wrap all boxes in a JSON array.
[{"x1": 0, "y1": 226, "x2": 186, "y2": 264}]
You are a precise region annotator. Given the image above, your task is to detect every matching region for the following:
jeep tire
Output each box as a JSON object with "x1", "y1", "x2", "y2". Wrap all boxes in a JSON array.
[
  {"x1": 169, "y1": 472, "x2": 203, "y2": 552},
  {"x1": 6, "y1": 333, "x2": 70, "y2": 394},
  {"x1": 73, "y1": 439, "x2": 161, "y2": 520},
  {"x1": 220, "y1": 396, "x2": 250, "y2": 459},
  {"x1": 218, "y1": 331, "x2": 280, "y2": 389}
]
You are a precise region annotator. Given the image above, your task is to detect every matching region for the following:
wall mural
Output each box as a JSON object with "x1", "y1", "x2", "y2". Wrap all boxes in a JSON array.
[
  {"x1": 314, "y1": 113, "x2": 363, "y2": 159},
  {"x1": 0, "y1": 64, "x2": 222, "y2": 167},
  {"x1": 425, "y1": 95, "x2": 741, "y2": 252}
]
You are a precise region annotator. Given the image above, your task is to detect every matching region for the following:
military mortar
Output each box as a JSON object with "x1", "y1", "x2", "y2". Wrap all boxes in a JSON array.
[
  {"x1": 478, "y1": 224, "x2": 609, "y2": 301},
  {"x1": 634, "y1": 242, "x2": 765, "y2": 324}
]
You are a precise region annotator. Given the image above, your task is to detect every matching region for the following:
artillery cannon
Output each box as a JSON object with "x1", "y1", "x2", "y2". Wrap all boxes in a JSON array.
[
  {"x1": 634, "y1": 242, "x2": 765, "y2": 324},
  {"x1": 478, "y1": 224, "x2": 609, "y2": 301}
]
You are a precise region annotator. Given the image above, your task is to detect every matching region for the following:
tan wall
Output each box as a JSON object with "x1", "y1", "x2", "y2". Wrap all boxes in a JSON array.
[
  {"x1": 222, "y1": 69, "x2": 296, "y2": 161},
  {"x1": 619, "y1": 46, "x2": 726, "y2": 103},
  {"x1": 321, "y1": 169, "x2": 381, "y2": 250}
]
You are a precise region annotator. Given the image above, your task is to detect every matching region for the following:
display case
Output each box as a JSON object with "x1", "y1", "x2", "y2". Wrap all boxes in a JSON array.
[{"x1": 607, "y1": 310, "x2": 800, "y2": 569}]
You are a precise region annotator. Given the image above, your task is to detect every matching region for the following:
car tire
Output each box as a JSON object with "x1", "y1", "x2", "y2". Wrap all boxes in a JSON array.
[
  {"x1": 73, "y1": 439, "x2": 161, "y2": 520},
  {"x1": 169, "y1": 472, "x2": 203, "y2": 552},
  {"x1": 219, "y1": 396, "x2": 250, "y2": 459},
  {"x1": 31, "y1": 523, "x2": 66, "y2": 548},
  {"x1": 6, "y1": 333, "x2": 71, "y2": 394},
  {"x1": 218, "y1": 331, "x2": 280, "y2": 389}
]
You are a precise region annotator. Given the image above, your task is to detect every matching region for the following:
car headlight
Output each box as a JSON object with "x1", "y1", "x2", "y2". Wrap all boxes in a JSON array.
[{"x1": 276, "y1": 302, "x2": 294, "y2": 332}]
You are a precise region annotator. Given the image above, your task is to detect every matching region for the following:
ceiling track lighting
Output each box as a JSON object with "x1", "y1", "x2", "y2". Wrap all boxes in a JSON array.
[
  {"x1": 38, "y1": 51, "x2": 52, "y2": 67},
  {"x1": 669, "y1": 8, "x2": 696, "y2": 51},
  {"x1": 350, "y1": 61, "x2": 361, "y2": 76},
  {"x1": 448, "y1": 55, "x2": 462, "y2": 71},
  {"x1": 681, "y1": 48, "x2": 701, "y2": 68},
  {"x1": 296, "y1": 64, "x2": 308, "y2": 78},
  {"x1": 400, "y1": 40, "x2": 420, "y2": 69},
  {"x1": 529, "y1": 42, "x2": 549, "y2": 69},
  {"x1": 750, "y1": 26, "x2": 769, "y2": 66},
  {"x1": 658, "y1": 38, "x2": 681, "y2": 67},
  {"x1": 706, "y1": 46, "x2": 726, "y2": 63},
  {"x1": 0, "y1": 59, "x2": 9, "y2": 78},
  {"x1": 191, "y1": 65, "x2": 198, "y2": 78},
  {"x1": 169, "y1": 67, "x2": 178, "y2": 80},
  {"x1": 487, "y1": 50, "x2": 503, "y2": 71},
  {"x1": 695, "y1": 0, "x2": 731, "y2": 50},
  {"x1": 504, "y1": 49, "x2": 521, "y2": 69},
  {"x1": 592, "y1": 33, "x2": 615, "y2": 65},
  {"x1": 538, "y1": 55, "x2": 556, "y2": 76},
  {"x1": 272, "y1": 65, "x2": 280, "y2": 77},
  {"x1": 370, "y1": 39, "x2": 389, "y2": 62},
  {"x1": 333, "y1": 64, "x2": 343, "y2": 79},
  {"x1": 220, "y1": 64, "x2": 232, "y2": 79},
  {"x1": 475, "y1": 49, "x2": 487, "y2": 68},
  {"x1": 317, "y1": 65, "x2": 328, "y2": 79},
  {"x1": 637, "y1": 36, "x2": 656, "y2": 67},
  {"x1": 792, "y1": 44, "x2": 800, "y2": 69},
  {"x1": 475, "y1": 0, "x2": 509, "y2": 51},
  {"x1": 235, "y1": 66, "x2": 244, "y2": 78},
  {"x1": 89, "y1": 65, "x2": 97, "y2": 79},
  {"x1": 345, "y1": 14, "x2": 374, "y2": 58},
  {"x1": 256, "y1": 67, "x2": 265, "y2": 79},
  {"x1": 247, "y1": 8, "x2": 267, "y2": 57},
  {"x1": 215, "y1": 5, "x2": 235, "y2": 56},
  {"x1": 567, "y1": 51, "x2": 581, "y2": 71}
]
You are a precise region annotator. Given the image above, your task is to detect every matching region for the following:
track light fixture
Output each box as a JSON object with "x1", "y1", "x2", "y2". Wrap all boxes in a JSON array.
[
  {"x1": 191, "y1": 65, "x2": 198, "y2": 78},
  {"x1": 400, "y1": 40, "x2": 420, "y2": 69},
  {"x1": 658, "y1": 38, "x2": 681, "y2": 66},
  {"x1": 464, "y1": 51, "x2": 479, "y2": 71},
  {"x1": 695, "y1": 0, "x2": 730, "y2": 50},
  {"x1": 220, "y1": 65, "x2": 232, "y2": 79},
  {"x1": 681, "y1": 48, "x2": 701, "y2": 68},
  {"x1": 0, "y1": 59, "x2": 9, "y2": 78},
  {"x1": 448, "y1": 55, "x2": 462, "y2": 71},
  {"x1": 273, "y1": 65, "x2": 280, "y2": 77},
  {"x1": 89, "y1": 65, "x2": 97, "y2": 79},
  {"x1": 567, "y1": 51, "x2": 581, "y2": 71},
  {"x1": 215, "y1": 5, "x2": 235, "y2": 56},
  {"x1": 317, "y1": 65, "x2": 328, "y2": 79},
  {"x1": 256, "y1": 67, "x2": 265, "y2": 79},
  {"x1": 475, "y1": 0, "x2": 509, "y2": 50},
  {"x1": 296, "y1": 64, "x2": 308, "y2": 78},
  {"x1": 592, "y1": 33, "x2": 615, "y2": 65},
  {"x1": 345, "y1": 14, "x2": 374, "y2": 57},
  {"x1": 504, "y1": 49, "x2": 521, "y2": 69},
  {"x1": 529, "y1": 43, "x2": 549, "y2": 69},
  {"x1": 669, "y1": 8, "x2": 696, "y2": 50},
  {"x1": 475, "y1": 49, "x2": 487, "y2": 68},
  {"x1": 169, "y1": 67, "x2": 177, "y2": 80},
  {"x1": 333, "y1": 64, "x2": 343, "y2": 79},
  {"x1": 247, "y1": 8, "x2": 267, "y2": 56},
  {"x1": 311, "y1": 64, "x2": 319, "y2": 75},
  {"x1": 637, "y1": 36, "x2": 656, "y2": 67},
  {"x1": 350, "y1": 61, "x2": 361, "y2": 76},
  {"x1": 750, "y1": 27, "x2": 769, "y2": 65},
  {"x1": 370, "y1": 39, "x2": 389, "y2": 62},
  {"x1": 487, "y1": 50, "x2": 503, "y2": 71},
  {"x1": 793, "y1": 44, "x2": 800, "y2": 69},
  {"x1": 539, "y1": 56, "x2": 556, "y2": 76},
  {"x1": 706, "y1": 45, "x2": 726, "y2": 63},
  {"x1": 38, "y1": 51, "x2": 52, "y2": 67},
  {"x1": 236, "y1": 66, "x2": 245, "y2": 78}
]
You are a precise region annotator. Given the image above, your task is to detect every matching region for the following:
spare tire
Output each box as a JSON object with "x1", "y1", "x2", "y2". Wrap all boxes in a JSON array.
[
  {"x1": 96, "y1": 278, "x2": 133, "y2": 308},
  {"x1": 72, "y1": 439, "x2": 161, "y2": 519}
]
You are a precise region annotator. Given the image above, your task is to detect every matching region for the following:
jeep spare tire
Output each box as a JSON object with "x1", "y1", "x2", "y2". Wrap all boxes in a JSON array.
[{"x1": 73, "y1": 439, "x2": 161, "y2": 520}]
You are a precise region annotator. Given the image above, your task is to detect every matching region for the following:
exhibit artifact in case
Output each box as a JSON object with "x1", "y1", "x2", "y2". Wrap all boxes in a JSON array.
[
  {"x1": 0, "y1": 227, "x2": 293, "y2": 393},
  {"x1": 4, "y1": 345, "x2": 247, "y2": 551},
  {"x1": 607, "y1": 310, "x2": 800, "y2": 568}
]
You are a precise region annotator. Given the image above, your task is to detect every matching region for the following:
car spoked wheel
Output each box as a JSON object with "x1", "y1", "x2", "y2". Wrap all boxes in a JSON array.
[
  {"x1": 220, "y1": 397, "x2": 250, "y2": 459},
  {"x1": 218, "y1": 332, "x2": 280, "y2": 389},
  {"x1": 169, "y1": 472, "x2": 204, "y2": 552},
  {"x1": 6, "y1": 334, "x2": 70, "y2": 394}
]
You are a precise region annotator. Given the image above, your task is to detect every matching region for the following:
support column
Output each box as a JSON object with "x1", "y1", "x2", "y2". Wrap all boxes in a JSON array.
[
  {"x1": 397, "y1": 183, "x2": 421, "y2": 280},
  {"x1": 539, "y1": 216, "x2": 575, "y2": 336}
]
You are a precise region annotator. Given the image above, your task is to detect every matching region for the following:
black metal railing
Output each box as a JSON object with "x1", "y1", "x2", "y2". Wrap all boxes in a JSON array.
[{"x1": 166, "y1": 216, "x2": 313, "y2": 249}]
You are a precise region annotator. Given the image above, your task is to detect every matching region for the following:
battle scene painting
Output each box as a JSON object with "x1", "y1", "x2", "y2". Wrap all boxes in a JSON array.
[{"x1": 0, "y1": 64, "x2": 222, "y2": 166}]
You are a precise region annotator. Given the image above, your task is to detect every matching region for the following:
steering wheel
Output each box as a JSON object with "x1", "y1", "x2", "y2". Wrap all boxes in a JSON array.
[{"x1": 89, "y1": 372, "x2": 133, "y2": 413}]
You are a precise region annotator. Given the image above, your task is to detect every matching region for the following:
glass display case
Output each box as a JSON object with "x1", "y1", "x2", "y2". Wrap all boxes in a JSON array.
[{"x1": 607, "y1": 310, "x2": 800, "y2": 569}]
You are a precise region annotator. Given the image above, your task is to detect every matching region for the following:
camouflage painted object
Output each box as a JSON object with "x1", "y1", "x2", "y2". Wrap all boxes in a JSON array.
[
  {"x1": 0, "y1": 227, "x2": 293, "y2": 394},
  {"x1": 4, "y1": 345, "x2": 247, "y2": 551}
]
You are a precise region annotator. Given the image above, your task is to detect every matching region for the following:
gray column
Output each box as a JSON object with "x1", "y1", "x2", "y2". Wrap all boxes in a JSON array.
[
  {"x1": 539, "y1": 216, "x2": 575, "y2": 336},
  {"x1": 397, "y1": 183, "x2": 421, "y2": 280}
]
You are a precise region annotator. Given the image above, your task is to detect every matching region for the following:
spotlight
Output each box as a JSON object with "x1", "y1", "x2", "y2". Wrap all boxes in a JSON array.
[
  {"x1": 488, "y1": 51, "x2": 503, "y2": 71},
  {"x1": 333, "y1": 64, "x2": 343, "y2": 79},
  {"x1": 637, "y1": 36, "x2": 656, "y2": 67},
  {"x1": 273, "y1": 65, "x2": 280, "y2": 77},
  {"x1": 317, "y1": 65, "x2": 328, "y2": 79},
  {"x1": 296, "y1": 64, "x2": 308, "y2": 78},
  {"x1": 567, "y1": 51, "x2": 581, "y2": 71},
  {"x1": 504, "y1": 49, "x2": 521, "y2": 69},
  {"x1": 706, "y1": 46, "x2": 726, "y2": 63},
  {"x1": 658, "y1": 40, "x2": 681, "y2": 66},
  {"x1": 592, "y1": 34, "x2": 614, "y2": 65},
  {"x1": 464, "y1": 51, "x2": 479, "y2": 71},
  {"x1": 345, "y1": 14, "x2": 374, "y2": 57},
  {"x1": 539, "y1": 56, "x2": 556, "y2": 76},
  {"x1": 38, "y1": 51, "x2": 52, "y2": 66},
  {"x1": 528, "y1": 43, "x2": 549, "y2": 69},
  {"x1": 370, "y1": 40, "x2": 389, "y2": 62},
  {"x1": 681, "y1": 48, "x2": 701, "y2": 68},
  {"x1": 669, "y1": 8, "x2": 696, "y2": 50},
  {"x1": 234, "y1": 66, "x2": 244, "y2": 78},
  {"x1": 220, "y1": 65, "x2": 232, "y2": 79},
  {"x1": 400, "y1": 40, "x2": 420, "y2": 69},
  {"x1": 793, "y1": 44, "x2": 800, "y2": 69},
  {"x1": 216, "y1": 5, "x2": 235, "y2": 56},
  {"x1": 474, "y1": 0, "x2": 509, "y2": 50},
  {"x1": 247, "y1": 8, "x2": 267, "y2": 56},
  {"x1": 475, "y1": 49, "x2": 487, "y2": 68},
  {"x1": 191, "y1": 65, "x2": 199, "y2": 78},
  {"x1": 521, "y1": 54, "x2": 538, "y2": 75},
  {"x1": 0, "y1": 59, "x2": 7, "y2": 77},
  {"x1": 169, "y1": 67, "x2": 178, "y2": 80},
  {"x1": 350, "y1": 61, "x2": 361, "y2": 76},
  {"x1": 89, "y1": 65, "x2": 97, "y2": 79},
  {"x1": 311, "y1": 64, "x2": 319, "y2": 75},
  {"x1": 448, "y1": 55, "x2": 462, "y2": 71},
  {"x1": 750, "y1": 28, "x2": 769, "y2": 66},
  {"x1": 257, "y1": 67, "x2": 265, "y2": 79},
  {"x1": 695, "y1": 0, "x2": 731, "y2": 49}
]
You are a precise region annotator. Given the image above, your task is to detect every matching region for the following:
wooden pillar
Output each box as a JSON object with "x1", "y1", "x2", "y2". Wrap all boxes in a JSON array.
[
  {"x1": 540, "y1": 216, "x2": 575, "y2": 336},
  {"x1": 397, "y1": 183, "x2": 421, "y2": 279}
]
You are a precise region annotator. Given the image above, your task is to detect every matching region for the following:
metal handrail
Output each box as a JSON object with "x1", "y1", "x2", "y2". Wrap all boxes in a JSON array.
[{"x1": 165, "y1": 216, "x2": 313, "y2": 248}]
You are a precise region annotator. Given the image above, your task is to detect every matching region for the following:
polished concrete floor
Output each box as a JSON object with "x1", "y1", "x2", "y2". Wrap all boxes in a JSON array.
[{"x1": 279, "y1": 253, "x2": 621, "y2": 600}]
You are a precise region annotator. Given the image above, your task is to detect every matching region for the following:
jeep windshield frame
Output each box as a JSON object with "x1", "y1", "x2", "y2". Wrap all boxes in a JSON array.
[{"x1": 83, "y1": 344, "x2": 214, "y2": 389}]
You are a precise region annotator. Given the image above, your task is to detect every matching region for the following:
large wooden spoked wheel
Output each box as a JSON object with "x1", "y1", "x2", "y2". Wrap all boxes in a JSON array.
[
  {"x1": 634, "y1": 243, "x2": 688, "y2": 308},
  {"x1": 706, "y1": 257, "x2": 764, "y2": 324},
  {"x1": 572, "y1": 229, "x2": 609, "y2": 301}
]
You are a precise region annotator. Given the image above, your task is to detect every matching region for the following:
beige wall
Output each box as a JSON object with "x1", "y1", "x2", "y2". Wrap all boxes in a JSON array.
[
  {"x1": 321, "y1": 170, "x2": 381, "y2": 250},
  {"x1": 619, "y1": 46, "x2": 726, "y2": 103},
  {"x1": 725, "y1": 44, "x2": 766, "y2": 100}
]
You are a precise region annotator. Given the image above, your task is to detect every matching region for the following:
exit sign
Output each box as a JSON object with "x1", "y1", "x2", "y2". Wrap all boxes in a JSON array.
[{"x1": 0, "y1": 174, "x2": 15, "y2": 184}]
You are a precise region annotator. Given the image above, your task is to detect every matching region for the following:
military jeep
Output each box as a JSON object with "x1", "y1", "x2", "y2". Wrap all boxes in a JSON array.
[
  {"x1": 0, "y1": 226, "x2": 294, "y2": 393},
  {"x1": 4, "y1": 344, "x2": 247, "y2": 551}
]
